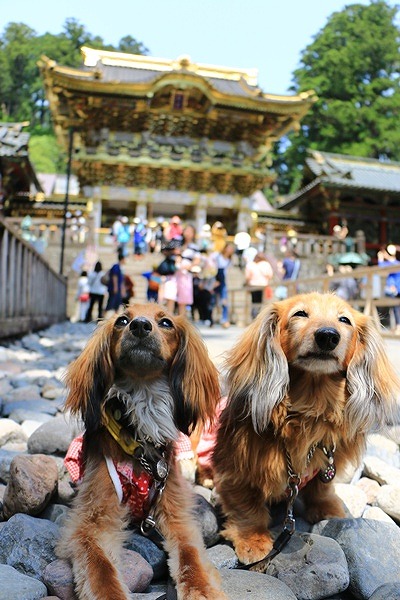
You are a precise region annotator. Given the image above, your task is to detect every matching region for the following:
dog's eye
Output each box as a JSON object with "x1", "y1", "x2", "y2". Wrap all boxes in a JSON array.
[
  {"x1": 293, "y1": 310, "x2": 308, "y2": 318},
  {"x1": 158, "y1": 317, "x2": 174, "y2": 329},
  {"x1": 338, "y1": 316, "x2": 352, "y2": 326},
  {"x1": 115, "y1": 315, "x2": 129, "y2": 327}
]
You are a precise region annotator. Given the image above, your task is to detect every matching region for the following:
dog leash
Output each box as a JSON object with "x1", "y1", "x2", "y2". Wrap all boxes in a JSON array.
[
  {"x1": 237, "y1": 473, "x2": 299, "y2": 572},
  {"x1": 155, "y1": 579, "x2": 178, "y2": 600},
  {"x1": 237, "y1": 442, "x2": 337, "y2": 573}
]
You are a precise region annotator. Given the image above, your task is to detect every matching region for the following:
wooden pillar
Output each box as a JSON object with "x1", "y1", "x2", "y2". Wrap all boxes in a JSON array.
[{"x1": 380, "y1": 209, "x2": 387, "y2": 247}]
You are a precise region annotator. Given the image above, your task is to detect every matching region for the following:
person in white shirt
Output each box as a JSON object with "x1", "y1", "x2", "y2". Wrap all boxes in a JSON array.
[
  {"x1": 85, "y1": 261, "x2": 108, "y2": 322},
  {"x1": 245, "y1": 252, "x2": 274, "y2": 318},
  {"x1": 234, "y1": 231, "x2": 251, "y2": 269}
]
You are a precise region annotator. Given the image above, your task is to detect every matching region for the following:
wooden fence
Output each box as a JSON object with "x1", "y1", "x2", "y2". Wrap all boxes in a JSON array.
[
  {"x1": 0, "y1": 219, "x2": 67, "y2": 338},
  {"x1": 237, "y1": 263, "x2": 400, "y2": 335}
]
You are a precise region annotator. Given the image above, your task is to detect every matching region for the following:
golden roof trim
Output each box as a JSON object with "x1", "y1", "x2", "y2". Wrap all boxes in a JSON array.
[{"x1": 81, "y1": 46, "x2": 259, "y2": 86}]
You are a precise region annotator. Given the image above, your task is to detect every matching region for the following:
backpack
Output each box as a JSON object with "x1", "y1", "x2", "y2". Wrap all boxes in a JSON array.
[
  {"x1": 157, "y1": 257, "x2": 176, "y2": 276},
  {"x1": 118, "y1": 227, "x2": 130, "y2": 244},
  {"x1": 100, "y1": 270, "x2": 110, "y2": 286},
  {"x1": 148, "y1": 273, "x2": 161, "y2": 292}
]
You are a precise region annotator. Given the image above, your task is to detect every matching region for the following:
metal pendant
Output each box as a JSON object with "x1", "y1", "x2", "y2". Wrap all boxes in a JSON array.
[
  {"x1": 319, "y1": 447, "x2": 336, "y2": 483},
  {"x1": 155, "y1": 458, "x2": 169, "y2": 481}
]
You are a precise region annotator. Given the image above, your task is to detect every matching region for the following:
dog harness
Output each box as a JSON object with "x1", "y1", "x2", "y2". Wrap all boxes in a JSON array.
[
  {"x1": 239, "y1": 442, "x2": 337, "y2": 573},
  {"x1": 64, "y1": 432, "x2": 193, "y2": 522},
  {"x1": 64, "y1": 435, "x2": 153, "y2": 520}
]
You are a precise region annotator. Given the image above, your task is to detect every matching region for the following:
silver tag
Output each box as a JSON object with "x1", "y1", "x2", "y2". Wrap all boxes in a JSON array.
[{"x1": 156, "y1": 458, "x2": 169, "y2": 480}]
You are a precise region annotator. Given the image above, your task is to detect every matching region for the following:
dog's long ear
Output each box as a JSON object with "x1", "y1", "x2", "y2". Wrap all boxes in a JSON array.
[
  {"x1": 346, "y1": 315, "x2": 400, "y2": 437},
  {"x1": 169, "y1": 318, "x2": 220, "y2": 435},
  {"x1": 64, "y1": 320, "x2": 115, "y2": 433},
  {"x1": 224, "y1": 304, "x2": 289, "y2": 434}
]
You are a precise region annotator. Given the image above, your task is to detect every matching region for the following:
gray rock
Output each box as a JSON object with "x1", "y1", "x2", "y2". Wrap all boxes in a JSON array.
[
  {"x1": 3, "y1": 383, "x2": 42, "y2": 400},
  {"x1": 0, "y1": 418, "x2": 27, "y2": 446},
  {"x1": 27, "y1": 415, "x2": 78, "y2": 456},
  {"x1": 207, "y1": 543, "x2": 239, "y2": 569},
  {"x1": 334, "y1": 483, "x2": 368, "y2": 518},
  {"x1": 194, "y1": 493, "x2": 220, "y2": 547},
  {"x1": 368, "y1": 582, "x2": 400, "y2": 599},
  {"x1": 2, "y1": 399, "x2": 60, "y2": 417},
  {"x1": 132, "y1": 569, "x2": 298, "y2": 600},
  {"x1": 219, "y1": 567, "x2": 297, "y2": 599},
  {"x1": 263, "y1": 532, "x2": 349, "y2": 600},
  {"x1": 0, "y1": 513, "x2": 59, "y2": 579},
  {"x1": 0, "y1": 448, "x2": 24, "y2": 484},
  {"x1": 43, "y1": 550, "x2": 153, "y2": 598},
  {"x1": 317, "y1": 518, "x2": 400, "y2": 599},
  {"x1": 10, "y1": 369, "x2": 54, "y2": 387},
  {"x1": 362, "y1": 505, "x2": 397, "y2": 524},
  {"x1": 21, "y1": 420, "x2": 44, "y2": 438},
  {"x1": 0, "y1": 379, "x2": 12, "y2": 395},
  {"x1": 42, "y1": 382, "x2": 65, "y2": 400},
  {"x1": 56, "y1": 478, "x2": 76, "y2": 506},
  {"x1": 0, "y1": 564, "x2": 47, "y2": 600},
  {"x1": 126, "y1": 531, "x2": 168, "y2": 580},
  {"x1": 130, "y1": 593, "x2": 166, "y2": 600},
  {"x1": 363, "y1": 455, "x2": 400, "y2": 486},
  {"x1": 376, "y1": 484, "x2": 400, "y2": 521},
  {"x1": 40, "y1": 503, "x2": 70, "y2": 526},
  {"x1": 42, "y1": 558, "x2": 78, "y2": 600},
  {"x1": 366, "y1": 434, "x2": 400, "y2": 469},
  {"x1": 355, "y1": 477, "x2": 381, "y2": 505},
  {"x1": 3, "y1": 454, "x2": 59, "y2": 518},
  {"x1": 8, "y1": 409, "x2": 54, "y2": 424}
]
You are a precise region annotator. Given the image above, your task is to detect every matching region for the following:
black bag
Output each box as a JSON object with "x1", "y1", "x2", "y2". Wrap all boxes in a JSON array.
[{"x1": 157, "y1": 257, "x2": 176, "y2": 276}]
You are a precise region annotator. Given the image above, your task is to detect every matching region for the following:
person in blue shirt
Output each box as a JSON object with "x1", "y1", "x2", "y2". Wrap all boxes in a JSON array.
[{"x1": 105, "y1": 253, "x2": 126, "y2": 314}]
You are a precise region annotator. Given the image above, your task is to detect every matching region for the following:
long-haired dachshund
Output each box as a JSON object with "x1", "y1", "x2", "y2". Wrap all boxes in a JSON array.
[
  {"x1": 59, "y1": 304, "x2": 227, "y2": 600},
  {"x1": 212, "y1": 292, "x2": 400, "y2": 565}
]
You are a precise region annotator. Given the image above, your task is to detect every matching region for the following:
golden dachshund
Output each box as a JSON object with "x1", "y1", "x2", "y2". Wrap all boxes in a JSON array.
[
  {"x1": 59, "y1": 304, "x2": 227, "y2": 600},
  {"x1": 212, "y1": 292, "x2": 400, "y2": 565}
]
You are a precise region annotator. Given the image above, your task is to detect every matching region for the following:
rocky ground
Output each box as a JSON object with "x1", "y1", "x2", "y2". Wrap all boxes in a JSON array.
[{"x1": 0, "y1": 320, "x2": 400, "y2": 600}]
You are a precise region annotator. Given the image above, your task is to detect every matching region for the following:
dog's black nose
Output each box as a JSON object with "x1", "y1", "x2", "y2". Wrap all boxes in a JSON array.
[
  {"x1": 314, "y1": 327, "x2": 340, "y2": 351},
  {"x1": 130, "y1": 317, "x2": 153, "y2": 338}
]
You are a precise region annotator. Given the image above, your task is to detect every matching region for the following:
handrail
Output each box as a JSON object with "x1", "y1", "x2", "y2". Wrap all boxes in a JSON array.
[
  {"x1": 0, "y1": 218, "x2": 68, "y2": 338},
  {"x1": 236, "y1": 263, "x2": 400, "y2": 334}
]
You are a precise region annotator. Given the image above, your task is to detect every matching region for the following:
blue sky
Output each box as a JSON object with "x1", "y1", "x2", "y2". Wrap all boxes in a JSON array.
[{"x1": 1, "y1": 0, "x2": 391, "y2": 94}]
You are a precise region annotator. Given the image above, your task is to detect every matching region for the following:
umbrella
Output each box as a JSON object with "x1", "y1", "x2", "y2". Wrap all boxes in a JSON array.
[
  {"x1": 329, "y1": 251, "x2": 369, "y2": 268},
  {"x1": 337, "y1": 251, "x2": 369, "y2": 266}
]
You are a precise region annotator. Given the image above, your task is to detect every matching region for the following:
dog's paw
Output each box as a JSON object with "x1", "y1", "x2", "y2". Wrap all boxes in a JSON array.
[
  {"x1": 232, "y1": 532, "x2": 273, "y2": 565},
  {"x1": 179, "y1": 586, "x2": 228, "y2": 600}
]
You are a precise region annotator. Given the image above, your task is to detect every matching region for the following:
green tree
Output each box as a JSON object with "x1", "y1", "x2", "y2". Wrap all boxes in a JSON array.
[
  {"x1": 0, "y1": 18, "x2": 149, "y2": 172},
  {"x1": 273, "y1": 1, "x2": 400, "y2": 193},
  {"x1": 118, "y1": 35, "x2": 149, "y2": 55},
  {"x1": 0, "y1": 22, "x2": 38, "y2": 120}
]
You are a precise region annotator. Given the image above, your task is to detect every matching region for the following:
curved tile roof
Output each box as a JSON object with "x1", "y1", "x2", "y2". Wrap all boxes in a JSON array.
[{"x1": 307, "y1": 151, "x2": 400, "y2": 193}]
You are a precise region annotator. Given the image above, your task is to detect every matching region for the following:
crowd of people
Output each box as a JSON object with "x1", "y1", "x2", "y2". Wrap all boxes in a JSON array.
[
  {"x1": 74, "y1": 214, "x2": 400, "y2": 334},
  {"x1": 74, "y1": 215, "x2": 289, "y2": 326}
]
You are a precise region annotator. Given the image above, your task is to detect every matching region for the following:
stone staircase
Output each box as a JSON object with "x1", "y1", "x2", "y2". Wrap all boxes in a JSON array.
[
  {"x1": 39, "y1": 234, "x2": 330, "y2": 325},
  {"x1": 41, "y1": 238, "x2": 247, "y2": 322}
]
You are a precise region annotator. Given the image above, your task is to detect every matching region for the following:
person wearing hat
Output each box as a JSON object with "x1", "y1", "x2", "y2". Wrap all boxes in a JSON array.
[
  {"x1": 378, "y1": 244, "x2": 400, "y2": 334},
  {"x1": 198, "y1": 223, "x2": 212, "y2": 251},
  {"x1": 211, "y1": 221, "x2": 227, "y2": 253},
  {"x1": 164, "y1": 215, "x2": 183, "y2": 242}
]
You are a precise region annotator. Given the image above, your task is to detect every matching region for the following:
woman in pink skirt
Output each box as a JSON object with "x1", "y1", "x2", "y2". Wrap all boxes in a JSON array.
[{"x1": 176, "y1": 248, "x2": 198, "y2": 316}]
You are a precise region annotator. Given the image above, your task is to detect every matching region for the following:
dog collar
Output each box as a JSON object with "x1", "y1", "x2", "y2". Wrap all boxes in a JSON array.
[
  {"x1": 285, "y1": 442, "x2": 336, "y2": 491},
  {"x1": 104, "y1": 404, "x2": 141, "y2": 455},
  {"x1": 104, "y1": 402, "x2": 170, "y2": 483}
]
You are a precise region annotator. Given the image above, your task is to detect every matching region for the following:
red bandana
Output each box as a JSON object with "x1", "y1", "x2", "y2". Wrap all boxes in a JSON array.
[{"x1": 64, "y1": 435, "x2": 153, "y2": 521}]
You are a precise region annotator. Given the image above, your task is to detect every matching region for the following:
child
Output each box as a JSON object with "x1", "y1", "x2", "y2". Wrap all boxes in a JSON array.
[{"x1": 76, "y1": 270, "x2": 90, "y2": 322}]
